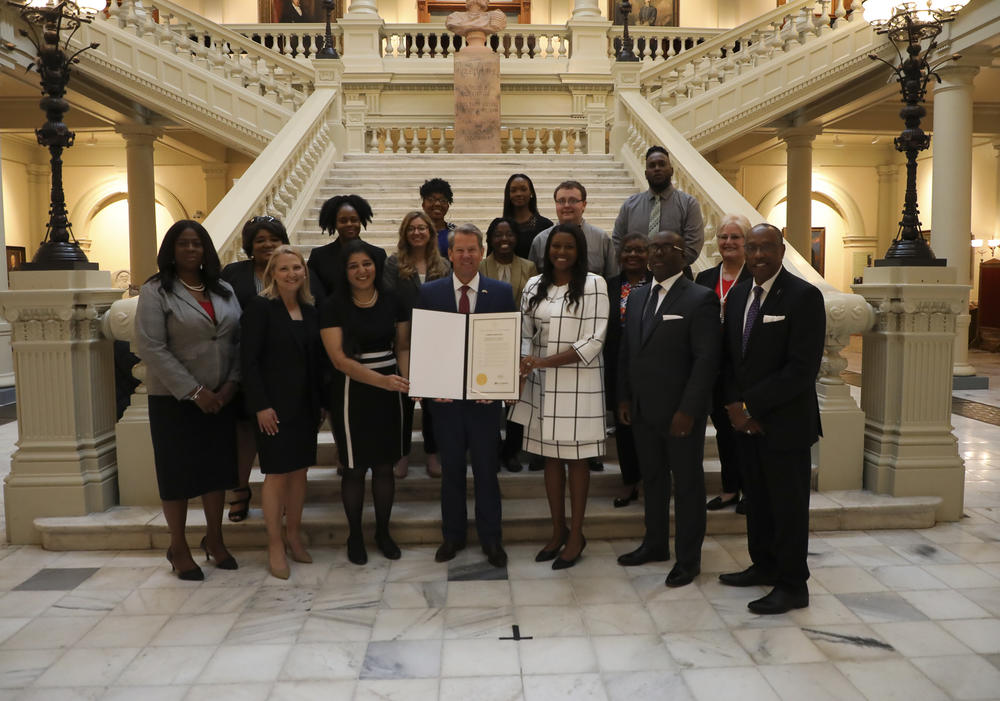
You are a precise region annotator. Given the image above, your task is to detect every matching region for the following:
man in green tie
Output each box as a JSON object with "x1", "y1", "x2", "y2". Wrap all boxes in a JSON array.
[{"x1": 612, "y1": 146, "x2": 705, "y2": 267}]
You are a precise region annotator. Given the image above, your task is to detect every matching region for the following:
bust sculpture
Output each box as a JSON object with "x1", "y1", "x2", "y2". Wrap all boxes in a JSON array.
[{"x1": 446, "y1": 0, "x2": 506, "y2": 48}]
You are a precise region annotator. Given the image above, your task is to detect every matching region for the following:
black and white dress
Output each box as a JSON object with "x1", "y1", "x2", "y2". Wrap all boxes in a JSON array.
[
  {"x1": 509, "y1": 273, "x2": 610, "y2": 459},
  {"x1": 320, "y1": 292, "x2": 408, "y2": 469}
]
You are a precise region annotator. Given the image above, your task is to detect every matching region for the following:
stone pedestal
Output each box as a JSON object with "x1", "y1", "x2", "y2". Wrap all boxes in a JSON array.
[
  {"x1": 852, "y1": 266, "x2": 967, "y2": 521},
  {"x1": 453, "y1": 38, "x2": 501, "y2": 154},
  {"x1": 1, "y1": 271, "x2": 123, "y2": 543},
  {"x1": 103, "y1": 296, "x2": 158, "y2": 506}
]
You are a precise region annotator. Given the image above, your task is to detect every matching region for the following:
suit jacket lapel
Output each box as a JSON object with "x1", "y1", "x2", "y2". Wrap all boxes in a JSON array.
[
  {"x1": 273, "y1": 298, "x2": 305, "y2": 351},
  {"x1": 178, "y1": 285, "x2": 213, "y2": 322},
  {"x1": 743, "y1": 269, "x2": 787, "y2": 357},
  {"x1": 445, "y1": 275, "x2": 459, "y2": 313},
  {"x1": 640, "y1": 276, "x2": 685, "y2": 346}
]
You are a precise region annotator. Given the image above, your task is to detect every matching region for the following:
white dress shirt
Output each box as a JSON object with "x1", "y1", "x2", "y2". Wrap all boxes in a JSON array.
[
  {"x1": 453, "y1": 273, "x2": 480, "y2": 313},
  {"x1": 646, "y1": 270, "x2": 684, "y2": 316},
  {"x1": 742, "y1": 267, "x2": 782, "y2": 331}
]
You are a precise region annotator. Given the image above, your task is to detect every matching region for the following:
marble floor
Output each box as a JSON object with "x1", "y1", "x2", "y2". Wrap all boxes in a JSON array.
[{"x1": 0, "y1": 363, "x2": 999, "y2": 700}]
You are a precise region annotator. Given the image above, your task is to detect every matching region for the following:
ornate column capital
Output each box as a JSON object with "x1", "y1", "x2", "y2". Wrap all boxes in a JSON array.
[
  {"x1": 876, "y1": 164, "x2": 898, "y2": 180},
  {"x1": 777, "y1": 124, "x2": 822, "y2": 147},
  {"x1": 114, "y1": 123, "x2": 163, "y2": 146}
]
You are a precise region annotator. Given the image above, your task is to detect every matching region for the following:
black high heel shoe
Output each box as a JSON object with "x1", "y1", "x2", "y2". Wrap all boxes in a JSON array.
[
  {"x1": 200, "y1": 536, "x2": 238, "y2": 570},
  {"x1": 613, "y1": 487, "x2": 639, "y2": 508},
  {"x1": 228, "y1": 486, "x2": 252, "y2": 522},
  {"x1": 166, "y1": 547, "x2": 204, "y2": 581},
  {"x1": 552, "y1": 536, "x2": 586, "y2": 570},
  {"x1": 375, "y1": 531, "x2": 401, "y2": 560},
  {"x1": 347, "y1": 534, "x2": 368, "y2": 565},
  {"x1": 535, "y1": 527, "x2": 570, "y2": 562}
]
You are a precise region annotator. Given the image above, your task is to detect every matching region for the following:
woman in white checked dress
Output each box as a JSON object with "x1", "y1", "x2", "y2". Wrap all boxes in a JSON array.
[{"x1": 510, "y1": 224, "x2": 609, "y2": 570}]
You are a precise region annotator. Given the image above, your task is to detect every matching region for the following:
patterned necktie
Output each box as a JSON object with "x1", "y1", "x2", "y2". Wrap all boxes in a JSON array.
[
  {"x1": 648, "y1": 195, "x2": 661, "y2": 237},
  {"x1": 458, "y1": 285, "x2": 470, "y2": 314},
  {"x1": 742, "y1": 285, "x2": 763, "y2": 355},
  {"x1": 641, "y1": 283, "x2": 662, "y2": 335}
]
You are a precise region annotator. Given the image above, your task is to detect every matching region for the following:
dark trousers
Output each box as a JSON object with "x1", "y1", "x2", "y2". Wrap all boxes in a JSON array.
[
  {"x1": 499, "y1": 419, "x2": 522, "y2": 460},
  {"x1": 429, "y1": 400, "x2": 503, "y2": 546},
  {"x1": 402, "y1": 398, "x2": 438, "y2": 456},
  {"x1": 614, "y1": 420, "x2": 641, "y2": 486},
  {"x1": 632, "y1": 415, "x2": 707, "y2": 568},
  {"x1": 710, "y1": 403, "x2": 742, "y2": 494},
  {"x1": 739, "y1": 436, "x2": 811, "y2": 591}
]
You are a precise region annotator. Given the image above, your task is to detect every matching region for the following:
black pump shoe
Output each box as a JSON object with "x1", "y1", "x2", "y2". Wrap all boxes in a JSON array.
[
  {"x1": 200, "y1": 536, "x2": 238, "y2": 570},
  {"x1": 375, "y1": 531, "x2": 401, "y2": 560},
  {"x1": 613, "y1": 487, "x2": 639, "y2": 508},
  {"x1": 552, "y1": 536, "x2": 586, "y2": 570},
  {"x1": 347, "y1": 535, "x2": 368, "y2": 565},
  {"x1": 535, "y1": 528, "x2": 569, "y2": 562},
  {"x1": 166, "y1": 547, "x2": 204, "y2": 581}
]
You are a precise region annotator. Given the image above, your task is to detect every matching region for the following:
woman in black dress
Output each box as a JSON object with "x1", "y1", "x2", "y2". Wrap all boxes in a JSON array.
[
  {"x1": 502, "y1": 173, "x2": 554, "y2": 260},
  {"x1": 241, "y1": 246, "x2": 322, "y2": 580},
  {"x1": 383, "y1": 210, "x2": 450, "y2": 479},
  {"x1": 321, "y1": 241, "x2": 411, "y2": 565},
  {"x1": 604, "y1": 232, "x2": 651, "y2": 507},
  {"x1": 307, "y1": 194, "x2": 386, "y2": 299},
  {"x1": 135, "y1": 220, "x2": 241, "y2": 580},
  {"x1": 420, "y1": 178, "x2": 456, "y2": 257}
]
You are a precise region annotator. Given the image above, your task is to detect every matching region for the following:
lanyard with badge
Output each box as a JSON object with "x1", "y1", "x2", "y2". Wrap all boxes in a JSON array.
[{"x1": 716, "y1": 264, "x2": 743, "y2": 323}]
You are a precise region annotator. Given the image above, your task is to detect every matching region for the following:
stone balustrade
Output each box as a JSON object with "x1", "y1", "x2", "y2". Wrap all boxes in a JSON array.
[
  {"x1": 378, "y1": 24, "x2": 570, "y2": 59},
  {"x1": 607, "y1": 26, "x2": 722, "y2": 63},
  {"x1": 367, "y1": 123, "x2": 586, "y2": 155},
  {"x1": 227, "y1": 23, "x2": 345, "y2": 61}
]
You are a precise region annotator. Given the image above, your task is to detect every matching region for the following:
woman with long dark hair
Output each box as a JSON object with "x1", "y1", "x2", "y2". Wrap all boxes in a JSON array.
[
  {"x1": 307, "y1": 194, "x2": 385, "y2": 298},
  {"x1": 384, "y1": 210, "x2": 450, "y2": 479},
  {"x1": 501, "y1": 173, "x2": 553, "y2": 260},
  {"x1": 135, "y1": 220, "x2": 242, "y2": 580},
  {"x1": 509, "y1": 224, "x2": 609, "y2": 570},
  {"x1": 241, "y1": 245, "x2": 322, "y2": 579},
  {"x1": 321, "y1": 241, "x2": 410, "y2": 565}
]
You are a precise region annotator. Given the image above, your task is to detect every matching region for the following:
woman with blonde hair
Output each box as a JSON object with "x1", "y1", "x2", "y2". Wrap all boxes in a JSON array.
[
  {"x1": 384, "y1": 210, "x2": 451, "y2": 478},
  {"x1": 241, "y1": 245, "x2": 323, "y2": 579}
]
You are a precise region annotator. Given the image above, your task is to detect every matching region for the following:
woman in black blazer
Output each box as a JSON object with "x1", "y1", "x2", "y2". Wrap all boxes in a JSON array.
[
  {"x1": 694, "y1": 213, "x2": 753, "y2": 513},
  {"x1": 241, "y1": 245, "x2": 323, "y2": 580},
  {"x1": 221, "y1": 216, "x2": 323, "y2": 523},
  {"x1": 604, "y1": 232, "x2": 651, "y2": 508}
]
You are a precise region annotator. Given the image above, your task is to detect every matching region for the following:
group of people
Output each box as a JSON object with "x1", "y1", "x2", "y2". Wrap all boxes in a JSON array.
[{"x1": 135, "y1": 145, "x2": 826, "y2": 615}]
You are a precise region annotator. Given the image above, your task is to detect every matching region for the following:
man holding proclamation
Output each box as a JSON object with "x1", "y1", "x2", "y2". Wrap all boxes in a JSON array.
[
  {"x1": 616, "y1": 231, "x2": 720, "y2": 587},
  {"x1": 415, "y1": 224, "x2": 516, "y2": 568}
]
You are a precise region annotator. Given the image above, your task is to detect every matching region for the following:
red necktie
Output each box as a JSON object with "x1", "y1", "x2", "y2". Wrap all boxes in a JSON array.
[{"x1": 459, "y1": 285, "x2": 470, "y2": 314}]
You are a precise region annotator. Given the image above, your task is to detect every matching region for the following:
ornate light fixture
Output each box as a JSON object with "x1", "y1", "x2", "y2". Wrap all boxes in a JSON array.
[
  {"x1": 9, "y1": 0, "x2": 105, "y2": 270},
  {"x1": 863, "y1": 0, "x2": 970, "y2": 266},
  {"x1": 315, "y1": 0, "x2": 340, "y2": 59},
  {"x1": 615, "y1": 0, "x2": 639, "y2": 62}
]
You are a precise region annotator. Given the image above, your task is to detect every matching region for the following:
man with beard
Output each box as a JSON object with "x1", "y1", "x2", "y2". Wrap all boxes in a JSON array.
[{"x1": 612, "y1": 146, "x2": 705, "y2": 267}]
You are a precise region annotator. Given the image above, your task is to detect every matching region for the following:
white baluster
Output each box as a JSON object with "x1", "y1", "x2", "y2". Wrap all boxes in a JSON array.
[
  {"x1": 557, "y1": 128, "x2": 568, "y2": 154},
  {"x1": 573, "y1": 129, "x2": 583, "y2": 155},
  {"x1": 531, "y1": 130, "x2": 543, "y2": 154},
  {"x1": 519, "y1": 128, "x2": 530, "y2": 154},
  {"x1": 506, "y1": 127, "x2": 515, "y2": 153},
  {"x1": 781, "y1": 14, "x2": 801, "y2": 49},
  {"x1": 437, "y1": 127, "x2": 448, "y2": 153},
  {"x1": 558, "y1": 35, "x2": 568, "y2": 58},
  {"x1": 833, "y1": 0, "x2": 846, "y2": 28},
  {"x1": 546, "y1": 129, "x2": 556, "y2": 154},
  {"x1": 816, "y1": 0, "x2": 833, "y2": 34}
]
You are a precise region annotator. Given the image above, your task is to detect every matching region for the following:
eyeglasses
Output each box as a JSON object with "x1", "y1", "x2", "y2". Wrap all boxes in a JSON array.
[
  {"x1": 246, "y1": 215, "x2": 278, "y2": 225},
  {"x1": 424, "y1": 196, "x2": 450, "y2": 206},
  {"x1": 407, "y1": 225, "x2": 430, "y2": 233},
  {"x1": 622, "y1": 246, "x2": 648, "y2": 255},
  {"x1": 648, "y1": 243, "x2": 685, "y2": 254},
  {"x1": 554, "y1": 198, "x2": 583, "y2": 206}
]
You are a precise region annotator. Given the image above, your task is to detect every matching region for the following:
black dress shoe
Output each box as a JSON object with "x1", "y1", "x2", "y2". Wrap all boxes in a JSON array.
[
  {"x1": 617, "y1": 544, "x2": 670, "y2": 567},
  {"x1": 587, "y1": 457, "x2": 604, "y2": 472},
  {"x1": 347, "y1": 535, "x2": 368, "y2": 566},
  {"x1": 748, "y1": 587, "x2": 809, "y2": 615},
  {"x1": 613, "y1": 487, "x2": 639, "y2": 508},
  {"x1": 375, "y1": 531, "x2": 401, "y2": 560},
  {"x1": 535, "y1": 528, "x2": 569, "y2": 562},
  {"x1": 528, "y1": 456, "x2": 544, "y2": 471},
  {"x1": 706, "y1": 494, "x2": 739, "y2": 511},
  {"x1": 552, "y1": 536, "x2": 586, "y2": 570},
  {"x1": 483, "y1": 543, "x2": 508, "y2": 568},
  {"x1": 718, "y1": 565, "x2": 775, "y2": 587},
  {"x1": 735, "y1": 499, "x2": 747, "y2": 515},
  {"x1": 503, "y1": 456, "x2": 524, "y2": 473},
  {"x1": 435, "y1": 540, "x2": 465, "y2": 563},
  {"x1": 665, "y1": 564, "x2": 700, "y2": 588}
]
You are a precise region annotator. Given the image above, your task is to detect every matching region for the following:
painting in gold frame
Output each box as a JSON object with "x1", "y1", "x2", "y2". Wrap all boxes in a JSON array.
[{"x1": 610, "y1": 0, "x2": 678, "y2": 27}]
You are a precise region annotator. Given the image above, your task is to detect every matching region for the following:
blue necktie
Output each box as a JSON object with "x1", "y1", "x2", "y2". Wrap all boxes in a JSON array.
[{"x1": 742, "y1": 285, "x2": 763, "y2": 355}]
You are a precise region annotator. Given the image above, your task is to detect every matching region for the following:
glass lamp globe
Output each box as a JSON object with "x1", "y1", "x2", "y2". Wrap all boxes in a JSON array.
[
  {"x1": 861, "y1": 0, "x2": 894, "y2": 25},
  {"x1": 76, "y1": 0, "x2": 108, "y2": 15}
]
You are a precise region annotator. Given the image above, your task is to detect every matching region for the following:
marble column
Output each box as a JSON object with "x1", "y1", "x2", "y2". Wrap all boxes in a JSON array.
[
  {"x1": 115, "y1": 123, "x2": 163, "y2": 288},
  {"x1": 0, "y1": 141, "x2": 13, "y2": 390},
  {"x1": 1, "y1": 270, "x2": 123, "y2": 543},
  {"x1": 779, "y1": 126, "x2": 821, "y2": 258},
  {"x1": 339, "y1": 0, "x2": 383, "y2": 72},
  {"x1": 201, "y1": 162, "x2": 229, "y2": 213},
  {"x1": 930, "y1": 63, "x2": 979, "y2": 378},
  {"x1": 26, "y1": 164, "x2": 48, "y2": 254},
  {"x1": 345, "y1": 0, "x2": 378, "y2": 15},
  {"x1": 852, "y1": 266, "x2": 967, "y2": 521},
  {"x1": 875, "y1": 163, "x2": 899, "y2": 255},
  {"x1": 566, "y1": 0, "x2": 612, "y2": 74},
  {"x1": 571, "y1": 0, "x2": 602, "y2": 19}
]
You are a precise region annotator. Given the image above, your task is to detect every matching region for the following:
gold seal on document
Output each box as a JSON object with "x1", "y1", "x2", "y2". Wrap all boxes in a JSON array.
[{"x1": 476, "y1": 373, "x2": 488, "y2": 386}]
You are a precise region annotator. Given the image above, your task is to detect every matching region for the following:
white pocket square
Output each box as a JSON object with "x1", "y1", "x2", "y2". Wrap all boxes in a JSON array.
[
  {"x1": 662, "y1": 314, "x2": 684, "y2": 321},
  {"x1": 762, "y1": 315, "x2": 786, "y2": 323}
]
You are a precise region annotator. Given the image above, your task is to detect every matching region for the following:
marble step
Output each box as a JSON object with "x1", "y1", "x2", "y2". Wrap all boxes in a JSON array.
[{"x1": 33, "y1": 490, "x2": 942, "y2": 551}]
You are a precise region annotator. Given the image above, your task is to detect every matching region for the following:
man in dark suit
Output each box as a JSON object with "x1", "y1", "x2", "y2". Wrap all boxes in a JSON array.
[
  {"x1": 414, "y1": 224, "x2": 516, "y2": 568},
  {"x1": 719, "y1": 223, "x2": 825, "y2": 614},
  {"x1": 616, "y1": 231, "x2": 720, "y2": 587}
]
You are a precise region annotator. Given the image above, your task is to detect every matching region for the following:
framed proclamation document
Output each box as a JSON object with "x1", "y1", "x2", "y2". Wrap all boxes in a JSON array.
[{"x1": 410, "y1": 308, "x2": 521, "y2": 400}]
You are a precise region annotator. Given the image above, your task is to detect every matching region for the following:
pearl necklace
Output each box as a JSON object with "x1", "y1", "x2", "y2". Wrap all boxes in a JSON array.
[
  {"x1": 180, "y1": 278, "x2": 206, "y2": 293},
  {"x1": 353, "y1": 289, "x2": 378, "y2": 308}
]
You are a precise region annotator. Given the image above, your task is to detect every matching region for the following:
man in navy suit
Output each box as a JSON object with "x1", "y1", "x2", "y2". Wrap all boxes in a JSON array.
[
  {"x1": 719, "y1": 223, "x2": 825, "y2": 614},
  {"x1": 415, "y1": 224, "x2": 517, "y2": 568},
  {"x1": 617, "y1": 231, "x2": 720, "y2": 587}
]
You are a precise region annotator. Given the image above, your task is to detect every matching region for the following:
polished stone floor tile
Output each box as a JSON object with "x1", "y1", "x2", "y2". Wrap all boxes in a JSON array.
[
  {"x1": 197, "y1": 643, "x2": 290, "y2": 684},
  {"x1": 440, "y1": 638, "x2": 519, "y2": 677},
  {"x1": 801, "y1": 624, "x2": 897, "y2": 661},
  {"x1": 731, "y1": 626, "x2": 827, "y2": 665},
  {"x1": 911, "y1": 654, "x2": 1000, "y2": 700},
  {"x1": 359, "y1": 639, "x2": 441, "y2": 679},
  {"x1": 663, "y1": 630, "x2": 754, "y2": 668},
  {"x1": 280, "y1": 641, "x2": 367, "y2": 681},
  {"x1": 834, "y1": 591, "x2": 929, "y2": 623},
  {"x1": 938, "y1": 618, "x2": 1000, "y2": 654},
  {"x1": 591, "y1": 633, "x2": 677, "y2": 672},
  {"x1": 439, "y1": 675, "x2": 523, "y2": 701},
  {"x1": 518, "y1": 636, "x2": 598, "y2": 675},
  {"x1": 370, "y1": 607, "x2": 444, "y2": 641},
  {"x1": 602, "y1": 670, "x2": 693, "y2": 701},
  {"x1": 31, "y1": 646, "x2": 139, "y2": 687},
  {"x1": 758, "y1": 662, "x2": 866, "y2": 701},
  {"x1": 835, "y1": 659, "x2": 948, "y2": 701},
  {"x1": 12, "y1": 568, "x2": 99, "y2": 592},
  {"x1": 682, "y1": 666, "x2": 780, "y2": 701},
  {"x1": 522, "y1": 672, "x2": 607, "y2": 701},
  {"x1": 115, "y1": 644, "x2": 215, "y2": 686}
]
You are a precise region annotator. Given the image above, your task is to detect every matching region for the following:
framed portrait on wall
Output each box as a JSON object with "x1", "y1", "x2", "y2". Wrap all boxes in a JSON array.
[
  {"x1": 611, "y1": 0, "x2": 678, "y2": 26},
  {"x1": 6, "y1": 246, "x2": 26, "y2": 273},
  {"x1": 258, "y1": 0, "x2": 336, "y2": 22}
]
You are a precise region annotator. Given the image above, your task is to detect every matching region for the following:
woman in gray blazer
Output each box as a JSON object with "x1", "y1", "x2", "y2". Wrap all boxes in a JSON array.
[{"x1": 136, "y1": 220, "x2": 242, "y2": 581}]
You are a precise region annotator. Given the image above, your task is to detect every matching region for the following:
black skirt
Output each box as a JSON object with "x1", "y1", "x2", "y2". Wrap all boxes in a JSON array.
[
  {"x1": 148, "y1": 395, "x2": 238, "y2": 500},
  {"x1": 255, "y1": 412, "x2": 318, "y2": 474}
]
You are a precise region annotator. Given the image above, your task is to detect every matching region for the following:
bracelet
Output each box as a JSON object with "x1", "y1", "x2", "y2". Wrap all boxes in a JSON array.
[
  {"x1": 741, "y1": 401, "x2": 751, "y2": 419},
  {"x1": 189, "y1": 385, "x2": 205, "y2": 401}
]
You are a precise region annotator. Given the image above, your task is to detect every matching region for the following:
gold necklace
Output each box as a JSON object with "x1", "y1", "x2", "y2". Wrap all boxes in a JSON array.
[{"x1": 352, "y1": 289, "x2": 378, "y2": 308}]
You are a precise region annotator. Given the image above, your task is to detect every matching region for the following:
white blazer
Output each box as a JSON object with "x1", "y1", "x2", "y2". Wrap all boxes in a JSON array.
[{"x1": 510, "y1": 273, "x2": 609, "y2": 443}]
